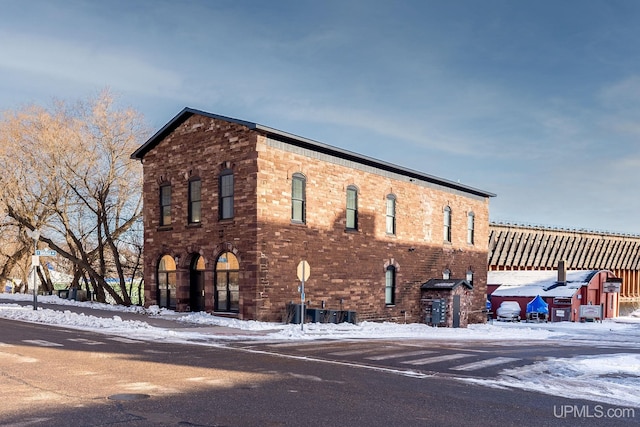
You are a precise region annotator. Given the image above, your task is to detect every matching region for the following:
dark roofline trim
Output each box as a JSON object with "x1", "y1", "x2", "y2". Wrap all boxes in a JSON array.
[
  {"x1": 421, "y1": 278, "x2": 473, "y2": 290},
  {"x1": 131, "y1": 107, "x2": 496, "y2": 199}
]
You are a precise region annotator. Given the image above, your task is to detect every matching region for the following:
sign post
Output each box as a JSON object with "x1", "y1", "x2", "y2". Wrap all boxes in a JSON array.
[
  {"x1": 31, "y1": 255, "x2": 40, "y2": 310},
  {"x1": 297, "y1": 260, "x2": 310, "y2": 331},
  {"x1": 26, "y1": 229, "x2": 41, "y2": 310}
]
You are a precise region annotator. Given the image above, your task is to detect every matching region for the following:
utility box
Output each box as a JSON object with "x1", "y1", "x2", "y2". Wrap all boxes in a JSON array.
[
  {"x1": 433, "y1": 299, "x2": 447, "y2": 324},
  {"x1": 424, "y1": 298, "x2": 446, "y2": 326},
  {"x1": 421, "y1": 278, "x2": 473, "y2": 328}
]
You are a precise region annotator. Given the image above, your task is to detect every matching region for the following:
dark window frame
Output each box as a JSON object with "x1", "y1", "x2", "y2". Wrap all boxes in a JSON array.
[
  {"x1": 157, "y1": 255, "x2": 176, "y2": 310},
  {"x1": 188, "y1": 178, "x2": 202, "y2": 224},
  {"x1": 346, "y1": 185, "x2": 358, "y2": 230},
  {"x1": 385, "y1": 265, "x2": 396, "y2": 305},
  {"x1": 386, "y1": 194, "x2": 396, "y2": 235},
  {"x1": 214, "y1": 251, "x2": 239, "y2": 313},
  {"x1": 291, "y1": 173, "x2": 306, "y2": 224},
  {"x1": 443, "y1": 206, "x2": 452, "y2": 243},
  {"x1": 159, "y1": 183, "x2": 172, "y2": 226},
  {"x1": 467, "y1": 212, "x2": 475, "y2": 245},
  {"x1": 219, "y1": 169, "x2": 234, "y2": 220}
]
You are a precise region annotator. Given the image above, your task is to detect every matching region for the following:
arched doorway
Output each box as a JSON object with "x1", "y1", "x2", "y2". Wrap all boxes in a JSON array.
[
  {"x1": 190, "y1": 255, "x2": 206, "y2": 312},
  {"x1": 214, "y1": 252, "x2": 239, "y2": 312},
  {"x1": 157, "y1": 255, "x2": 176, "y2": 310}
]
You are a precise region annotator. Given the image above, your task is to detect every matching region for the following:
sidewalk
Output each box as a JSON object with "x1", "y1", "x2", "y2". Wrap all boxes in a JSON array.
[{"x1": 0, "y1": 296, "x2": 275, "y2": 337}]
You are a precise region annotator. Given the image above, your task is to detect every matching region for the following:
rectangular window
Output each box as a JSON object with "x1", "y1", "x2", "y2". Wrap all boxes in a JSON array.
[
  {"x1": 467, "y1": 213, "x2": 475, "y2": 244},
  {"x1": 386, "y1": 196, "x2": 396, "y2": 235},
  {"x1": 291, "y1": 174, "x2": 306, "y2": 223},
  {"x1": 443, "y1": 206, "x2": 452, "y2": 243},
  {"x1": 188, "y1": 179, "x2": 201, "y2": 224},
  {"x1": 220, "y1": 172, "x2": 234, "y2": 219},
  {"x1": 385, "y1": 266, "x2": 396, "y2": 305},
  {"x1": 160, "y1": 184, "x2": 171, "y2": 226},
  {"x1": 346, "y1": 186, "x2": 358, "y2": 230}
]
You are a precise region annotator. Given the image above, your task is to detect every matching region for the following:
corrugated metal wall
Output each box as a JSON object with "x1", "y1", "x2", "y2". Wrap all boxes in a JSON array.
[{"x1": 489, "y1": 223, "x2": 640, "y2": 302}]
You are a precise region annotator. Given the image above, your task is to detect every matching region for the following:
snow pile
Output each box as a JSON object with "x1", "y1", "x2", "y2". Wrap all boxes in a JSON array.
[{"x1": 465, "y1": 353, "x2": 640, "y2": 408}]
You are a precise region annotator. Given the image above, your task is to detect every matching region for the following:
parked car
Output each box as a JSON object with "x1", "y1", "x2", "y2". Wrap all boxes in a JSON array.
[{"x1": 496, "y1": 301, "x2": 521, "y2": 321}]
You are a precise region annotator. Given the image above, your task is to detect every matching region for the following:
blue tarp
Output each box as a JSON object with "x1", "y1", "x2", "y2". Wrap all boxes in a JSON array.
[{"x1": 526, "y1": 295, "x2": 549, "y2": 314}]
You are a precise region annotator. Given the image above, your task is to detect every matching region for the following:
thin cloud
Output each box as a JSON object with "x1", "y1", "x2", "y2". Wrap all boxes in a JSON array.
[{"x1": 0, "y1": 31, "x2": 183, "y2": 98}]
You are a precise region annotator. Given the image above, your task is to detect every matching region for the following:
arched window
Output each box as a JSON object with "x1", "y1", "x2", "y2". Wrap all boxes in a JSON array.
[
  {"x1": 219, "y1": 169, "x2": 234, "y2": 220},
  {"x1": 443, "y1": 206, "x2": 452, "y2": 243},
  {"x1": 442, "y1": 268, "x2": 451, "y2": 280},
  {"x1": 346, "y1": 185, "x2": 358, "y2": 230},
  {"x1": 467, "y1": 212, "x2": 475, "y2": 245},
  {"x1": 188, "y1": 179, "x2": 202, "y2": 224},
  {"x1": 386, "y1": 194, "x2": 396, "y2": 235},
  {"x1": 159, "y1": 183, "x2": 172, "y2": 226},
  {"x1": 291, "y1": 173, "x2": 306, "y2": 223},
  {"x1": 157, "y1": 255, "x2": 176, "y2": 309},
  {"x1": 214, "y1": 252, "x2": 239, "y2": 312},
  {"x1": 385, "y1": 265, "x2": 396, "y2": 305}
]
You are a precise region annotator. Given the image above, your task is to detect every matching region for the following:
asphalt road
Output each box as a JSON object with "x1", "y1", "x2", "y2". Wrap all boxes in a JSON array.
[
  {"x1": 227, "y1": 337, "x2": 640, "y2": 380},
  {"x1": 1, "y1": 318, "x2": 638, "y2": 426}
]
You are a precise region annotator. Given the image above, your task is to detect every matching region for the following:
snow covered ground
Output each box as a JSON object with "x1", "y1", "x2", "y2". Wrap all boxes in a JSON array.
[{"x1": 1, "y1": 292, "x2": 640, "y2": 410}]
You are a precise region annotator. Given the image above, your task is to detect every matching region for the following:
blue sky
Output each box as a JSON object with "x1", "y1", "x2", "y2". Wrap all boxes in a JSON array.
[{"x1": 2, "y1": 0, "x2": 640, "y2": 233}]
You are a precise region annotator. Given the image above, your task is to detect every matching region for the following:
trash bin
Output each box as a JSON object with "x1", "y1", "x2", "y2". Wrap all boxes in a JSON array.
[
  {"x1": 286, "y1": 302, "x2": 302, "y2": 324},
  {"x1": 327, "y1": 310, "x2": 340, "y2": 324},
  {"x1": 306, "y1": 308, "x2": 325, "y2": 323},
  {"x1": 343, "y1": 311, "x2": 357, "y2": 324}
]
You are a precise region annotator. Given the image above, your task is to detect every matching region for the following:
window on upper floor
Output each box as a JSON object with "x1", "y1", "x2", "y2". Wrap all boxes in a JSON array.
[
  {"x1": 219, "y1": 169, "x2": 234, "y2": 220},
  {"x1": 467, "y1": 211, "x2": 475, "y2": 245},
  {"x1": 443, "y1": 268, "x2": 451, "y2": 280},
  {"x1": 466, "y1": 270, "x2": 474, "y2": 287},
  {"x1": 386, "y1": 194, "x2": 396, "y2": 235},
  {"x1": 385, "y1": 265, "x2": 396, "y2": 305},
  {"x1": 188, "y1": 179, "x2": 202, "y2": 224},
  {"x1": 346, "y1": 185, "x2": 358, "y2": 230},
  {"x1": 291, "y1": 173, "x2": 306, "y2": 223},
  {"x1": 159, "y1": 183, "x2": 172, "y2": 226},
  {"x1": 443, "y1": 206, "x2": 452, "y2": 243}
]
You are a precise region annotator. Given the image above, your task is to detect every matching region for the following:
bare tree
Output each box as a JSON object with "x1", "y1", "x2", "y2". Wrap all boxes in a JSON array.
[{"x1": 0, "y1": 90, "x2": 148, "y2": 305}]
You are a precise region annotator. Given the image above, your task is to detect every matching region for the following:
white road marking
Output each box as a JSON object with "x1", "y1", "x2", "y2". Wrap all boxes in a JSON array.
[
  {"x1": 68, "y1": 338, "x2": 104, "y2": 345},
  {"x1": 329, "y1": 348, "x2": 383, "y2": 356},
  {"x1": 109, "y1": 337, "x2": 143, "y2": 344},
  {"x1": 366, "y1": 350, "x2": 435, "y2": 361},
  {"x1": 22, "y1": 340, "x2": 63, "y2": 347},
  {"x1": 450, "y1": 357, "x2": 520, "y2": 371},
  {"x1": 401, "y1": 353, "x2": 472, "y2": 366},
  {"x1": 268, "y1": 341, "x2": 336, "y2": 348}
]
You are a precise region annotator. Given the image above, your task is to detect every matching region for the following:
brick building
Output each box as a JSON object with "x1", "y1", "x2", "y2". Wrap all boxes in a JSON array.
[{"x1": 131, "y1": 108, "x2": 495, "y2": 324}]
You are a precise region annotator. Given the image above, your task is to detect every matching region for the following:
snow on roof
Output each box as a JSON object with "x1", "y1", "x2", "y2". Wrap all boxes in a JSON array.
[{"x1": 488, "y1": 270, "x2": 597, "y2": 298}]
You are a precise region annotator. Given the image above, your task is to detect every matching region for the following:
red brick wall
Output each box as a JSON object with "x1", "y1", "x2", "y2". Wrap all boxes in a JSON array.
[
  {"x1": 140, "y1": 115, "x2": 260, "y2": 318},
  {"x1": 140, "y1": 114, "x2": 491, "y2": 324},
  {"x1": 253, "y1": 135, "x2": 490, "y2": 323}
]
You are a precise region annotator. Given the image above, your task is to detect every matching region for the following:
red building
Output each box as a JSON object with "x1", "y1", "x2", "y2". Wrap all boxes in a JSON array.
[
  {"x1": 131, "y1": 108, "x2": 495, "y2": 324},
  {"x1": 488, "y1": 267, "x2": 619, "y2": 322}
]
